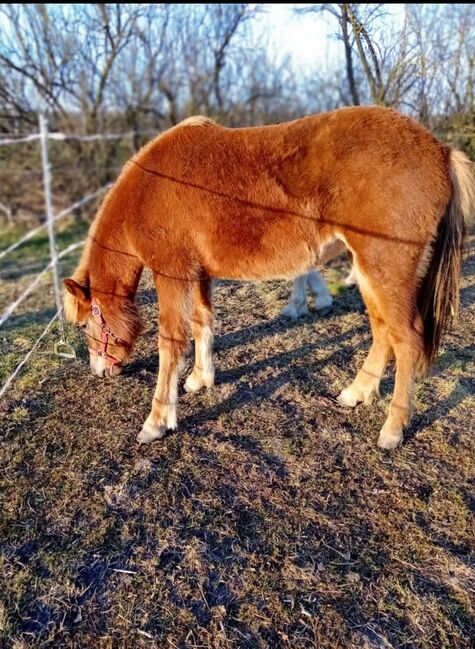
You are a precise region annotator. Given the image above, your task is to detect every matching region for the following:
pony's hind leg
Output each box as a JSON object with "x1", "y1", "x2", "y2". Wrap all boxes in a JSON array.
[
  {"x1": 378, "y1": 317, "x2": 423, "y2": 449},
  {"x1": 137, "y1": 276, "x2": 191, "y2": 443},
  {"x1": 337, "y1": 264, "x2": 423, "y2": 448},
  {"x1": 184, "y1": 277, "x2": 215, "y2": 393},
  {"x1": 338, "y1": 288, "x2": 391, "y2": 407}
]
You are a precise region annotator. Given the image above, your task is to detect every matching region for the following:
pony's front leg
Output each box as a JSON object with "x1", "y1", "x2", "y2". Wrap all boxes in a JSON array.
[
  {"x1": 137, "y1": 277, "x2": 191, "y2": 444},
  {"x1": 185, "y1": 277, "x2": 215, "y2": 393}
]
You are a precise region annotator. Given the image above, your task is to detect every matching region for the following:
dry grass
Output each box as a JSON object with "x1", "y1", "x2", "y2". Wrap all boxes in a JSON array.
[{"x1": 0, "y1": 221, "x2": 474, "y2": 648}]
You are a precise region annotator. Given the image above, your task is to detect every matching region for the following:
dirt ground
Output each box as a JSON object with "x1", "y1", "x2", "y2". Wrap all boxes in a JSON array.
[{"x1": 0, "y1": 220, "x2": 474, "y2": 648}]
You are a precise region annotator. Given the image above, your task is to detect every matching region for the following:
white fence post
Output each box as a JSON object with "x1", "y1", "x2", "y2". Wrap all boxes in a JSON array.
[
  {"x1": 0, "y1": 122, "x2": 137, "y2": 397},
  {"x1": 0, "y1": 201, "x2": 13, "y2": 225},
  {"x1": 38, "y1": 113, "x2": 75, "y2": 358}
]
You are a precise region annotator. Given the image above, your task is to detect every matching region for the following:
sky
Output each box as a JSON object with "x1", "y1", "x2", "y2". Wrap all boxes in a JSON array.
[
  {"x1": 260, "y1": 3, "x2": 407, "y2": 71},
  {"x1": 262, "y1": 4, "x2": 341, "y2": 69}
]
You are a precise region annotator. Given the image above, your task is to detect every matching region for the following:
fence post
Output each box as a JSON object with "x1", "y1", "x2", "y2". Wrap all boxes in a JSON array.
[
  {"x1": 0, "y1": 201, "x2": 13, "y2": 226},
  {"x1": 38, "y1": 113, "x2": 75, "y2": 358}
]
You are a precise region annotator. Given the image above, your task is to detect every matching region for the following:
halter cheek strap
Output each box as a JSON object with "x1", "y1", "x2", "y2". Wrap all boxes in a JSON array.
[{"x1": 90, "y1": 298, "x2": 123, "y2": 366}]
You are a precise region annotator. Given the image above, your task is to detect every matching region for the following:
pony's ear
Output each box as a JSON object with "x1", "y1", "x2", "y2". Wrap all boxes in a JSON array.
[{"x1": 63, "y1": 279, "x2": 90, "y2": 303}]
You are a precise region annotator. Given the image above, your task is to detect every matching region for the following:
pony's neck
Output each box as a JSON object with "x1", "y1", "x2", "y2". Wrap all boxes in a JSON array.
[{"x1": 78, "y1": 197, "x2": 144, "y2": 301}]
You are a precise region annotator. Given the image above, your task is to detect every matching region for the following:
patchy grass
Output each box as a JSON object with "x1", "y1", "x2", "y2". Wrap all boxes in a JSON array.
[{"x1": 0, "y1": 224, "x2": 474, "y2": 648}]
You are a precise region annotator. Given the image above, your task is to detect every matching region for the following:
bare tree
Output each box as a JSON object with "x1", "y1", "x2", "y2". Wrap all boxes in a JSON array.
[
  {"x1": 296, "y1": 3, "x2": 366, "y2": 106},
  {"x1": 1, "y1": 3, "x2": 474, "y2": 226}
]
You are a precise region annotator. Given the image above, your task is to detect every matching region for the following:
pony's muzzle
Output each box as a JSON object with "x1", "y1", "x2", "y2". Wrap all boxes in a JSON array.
[
  {"x1": 89, "y1": 354, "x2": 123, "y2": 378},
  {"x1": 108, "y1": 363, "x2": 123, "y2": 377}
]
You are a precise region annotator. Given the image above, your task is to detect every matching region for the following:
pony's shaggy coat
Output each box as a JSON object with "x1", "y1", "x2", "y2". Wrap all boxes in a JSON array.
[{"x1": 64, "y1": 106, "x2": 475, "y2": 448}]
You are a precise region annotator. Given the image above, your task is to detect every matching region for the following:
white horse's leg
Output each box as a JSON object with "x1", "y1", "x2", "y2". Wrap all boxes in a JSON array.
[
  {"x1": 306, "y1": 270, "x2": 333, "y2": 313},
  {"x1": 281, "y1": 274, "x2": 309, "y2": 319}
]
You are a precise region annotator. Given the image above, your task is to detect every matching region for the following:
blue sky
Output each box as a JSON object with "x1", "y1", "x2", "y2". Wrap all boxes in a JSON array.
[{"x1": 260, "y1": 3, "x2": 406, "y2": 71}]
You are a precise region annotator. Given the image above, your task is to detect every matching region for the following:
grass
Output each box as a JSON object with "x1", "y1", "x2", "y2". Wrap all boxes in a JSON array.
[{"x1": 0, "y1": 219, "x2": 474, "y2": 648}]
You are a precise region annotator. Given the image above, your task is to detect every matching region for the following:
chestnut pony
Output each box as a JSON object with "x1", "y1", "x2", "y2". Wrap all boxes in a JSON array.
[{"x1": 64, "y1": 107, "x2": 474, "y2": 449}]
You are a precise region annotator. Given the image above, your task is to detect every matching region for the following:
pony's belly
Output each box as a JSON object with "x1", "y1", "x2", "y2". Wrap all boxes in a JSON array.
[
  {"x1": 202, "y1": 217, "x2": 339, "y2": 281},
  {"x1": 205, "y1": 238, "x2": 317, "y2": 281}
]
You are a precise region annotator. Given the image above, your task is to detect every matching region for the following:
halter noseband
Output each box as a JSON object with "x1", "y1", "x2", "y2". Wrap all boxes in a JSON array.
[{"x1": 89, "y1": 298, "x2": 123, "y2": 366}]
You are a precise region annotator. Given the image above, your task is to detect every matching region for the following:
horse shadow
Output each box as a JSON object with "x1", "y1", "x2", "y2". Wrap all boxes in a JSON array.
[
  {"x1": 459, "y1": 280, "x2": 474, "y2": 308},
  {"x1": 126, "y1": 304, "x2": 348, "y2": 376},
  {"x1": 407, "y1": 344, "x2": 474, "y2": 441},
  {"x1": 177, "y1": 322, "x2": 365, "y2": 435}
]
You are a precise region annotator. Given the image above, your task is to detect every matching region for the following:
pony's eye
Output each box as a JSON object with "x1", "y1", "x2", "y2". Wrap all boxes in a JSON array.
[{"x1": 79, "y1": 323, "x2": 87, "y2": 329}]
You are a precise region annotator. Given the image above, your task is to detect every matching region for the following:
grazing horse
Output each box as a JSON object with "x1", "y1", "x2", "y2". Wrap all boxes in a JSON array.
[{"x1": 63, "y1": 107, "x2": 474, "y2": 449}]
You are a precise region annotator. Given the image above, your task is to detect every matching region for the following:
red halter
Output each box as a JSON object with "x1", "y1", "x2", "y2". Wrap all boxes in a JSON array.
[{"x1": 89, "y1": 298, "x2": 123, "y2": 366}]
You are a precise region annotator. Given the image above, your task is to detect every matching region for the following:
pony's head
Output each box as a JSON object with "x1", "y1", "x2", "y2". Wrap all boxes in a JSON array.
[{"x1": 63, "y1": 278, "x2": 142, "y2": 377}]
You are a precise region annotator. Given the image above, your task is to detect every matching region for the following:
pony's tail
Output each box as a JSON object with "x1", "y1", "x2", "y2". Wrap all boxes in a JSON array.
[{"x1": 418, "y1": 149, "x2": 475, "y2": 371}]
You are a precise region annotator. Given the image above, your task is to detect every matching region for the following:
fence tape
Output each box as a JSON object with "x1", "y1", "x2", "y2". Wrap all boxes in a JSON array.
[
  {"x1": 0, "y1": 185, "x2": 111, "y2": 260},
  {"x1": 0, "y1": 128, "x2": 157, "y2": 147},
  {"x1": 0, "y1": 120, "x2": 158, "y2": 398},
  {"x1": 0, "y1": 240, "x2": 85, "y2": 328},
  {"x1": 0, "y1": 133, "x2": 41, "y2": 146},
  {"x1": 0, "y1": 310, "x2": 61, "y2": 400}
]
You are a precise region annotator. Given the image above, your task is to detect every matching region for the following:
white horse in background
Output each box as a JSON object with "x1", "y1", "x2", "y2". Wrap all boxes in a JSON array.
[{"x1": 281, "y1": 266, "x2": 357, "y2": 319}]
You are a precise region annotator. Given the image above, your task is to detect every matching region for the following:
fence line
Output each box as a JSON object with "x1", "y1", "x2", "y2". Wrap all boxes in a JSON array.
[
  {"x1": 0, "y1": 128, "x2": 158, "y2": 147},
  {"x1": 0, "y1": 133, "x2": 43, "y2": 146},
  {"x1": 0, "y1": 240, "x2": 85, "y2": 328},
  {"x1": 48, "y1": 131, "x2": 135, "y2": 142},
  {"x1": 40, "y1": 114, "x2": 67, "y2": 343},
  {"x1": 0, "y1": 118, "x2": 155, "y2": 398},
  {"x1": 0, "y1": 185, "x2": 111, "y2": 260},
  {"x1": 0, "y1": 311, "x2": 60, "y2": 400},
  {"x1": 0, "y1": 132, "x2": 130, "y2": 146}
]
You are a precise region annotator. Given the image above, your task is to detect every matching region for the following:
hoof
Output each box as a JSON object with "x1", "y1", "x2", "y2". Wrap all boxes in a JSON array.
[
  {"x1": 313, "y1": 295, "x2": 333, "y2": 312},
  {"x1": 337, "y1": 387, "x2": 362, "y2": 408},
  {"x1": 184, "y1": 371, "x2": 214, "y2": 393},
  {"x1": 377, "y1": 429, "x2": 403, "y2": 450},
  {"x1": 337, "y1": 383, "x2": 379, "y2": 407},
  {"x1": 184, "y1": 372, "x2": 203, "y2": 393},
  {"x1": 281, "y1": 302, "x2": 308, "y2": 320},
  {"x1": 137, "y1": 422, "x2": 168, "y2": 444},
  {"x1": 316, "y1": 305, "x2": 332, "y2": 317}
]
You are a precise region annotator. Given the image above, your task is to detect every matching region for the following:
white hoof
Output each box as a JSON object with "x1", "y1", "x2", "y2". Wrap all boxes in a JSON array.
[
  {"x1": 377, "y1": 424, "x2": 403, "y2": 450},
  {"x1": 184, "y1": 370, "x2": 214, "y2": 393},
  {"x1": 184, "y1": 371, "x2": 203, "y2": 393},
  {"x1": 137, "y1": 422, "x2": 167, "y2": 444},
  {"x1": 281, "y1": 301, "x2": 308, "y2": 320},
  {"x1": 313, "y1": 295, "x2": 333, "y2": 311},
  {"x1": 337, "y1": 386, "x2": 362, "y2": 408}
]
